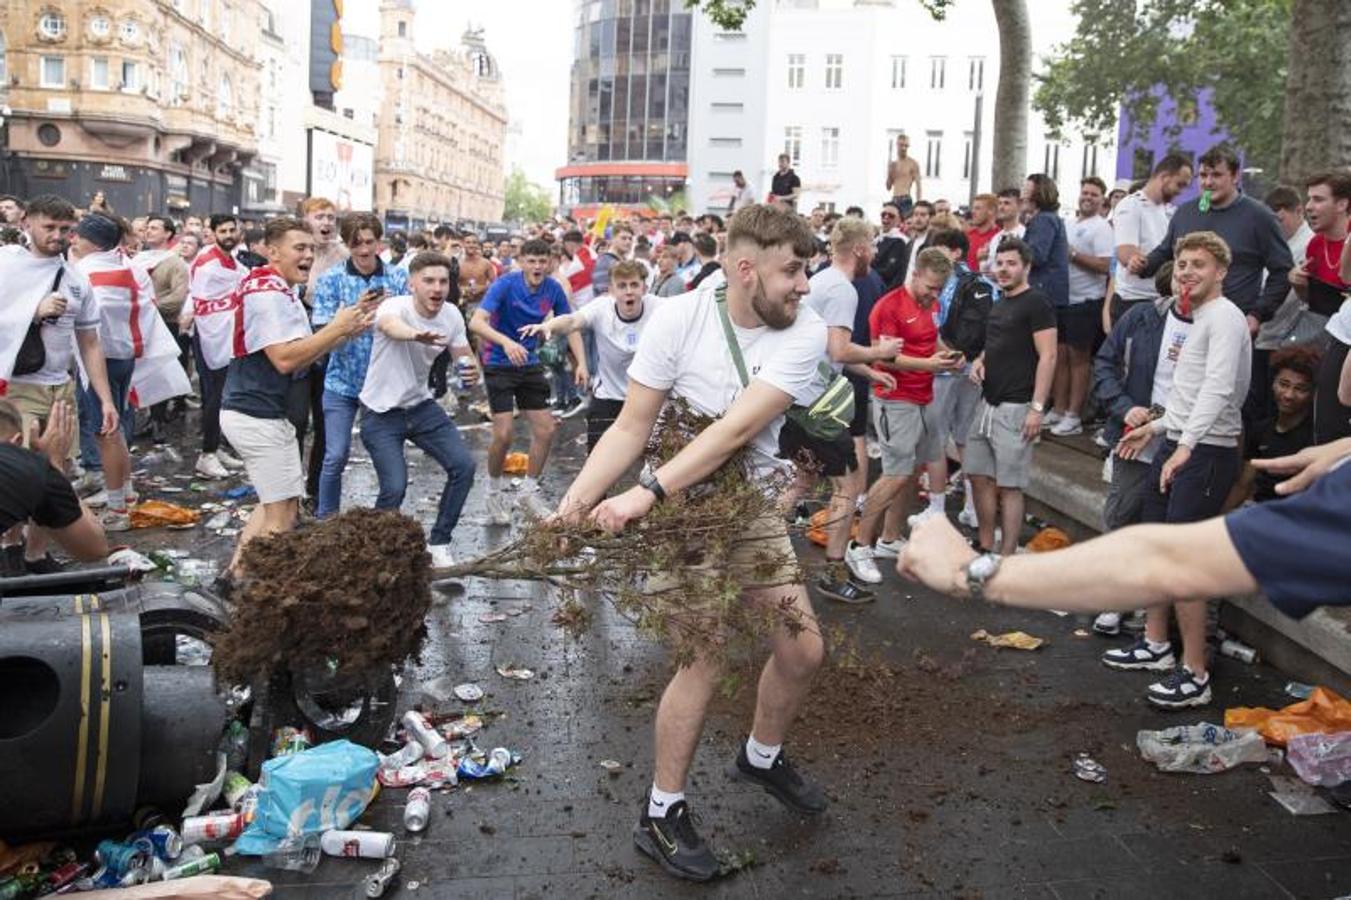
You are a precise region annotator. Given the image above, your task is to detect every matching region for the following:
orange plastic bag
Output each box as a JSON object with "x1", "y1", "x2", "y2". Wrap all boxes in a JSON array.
[
  {"x1": 1026, "y1": 526, "x2": 1072, "y2": 552},
  {"x1": 502, "y1": 452, "x2": 530, "y2": 475},
  {"x1": 1224, "y1": 686, "x2": 1351, "y2": 746},
  {"x1": 805, "y1": 508, "x2": 857, "y2": 547},
  {"x1": 129, "y1": 500, "x2": 201, "y2": 529}
]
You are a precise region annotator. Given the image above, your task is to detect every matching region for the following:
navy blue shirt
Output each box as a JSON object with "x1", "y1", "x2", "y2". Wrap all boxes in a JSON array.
[
  {"x1": 1024, "y1": 210, "x2": 1070, "y2": 308},
  {"x1": 478, "y1": 270, "x2": 570, "y2": 368},
  {"x1": 1225, "y1": 457, "x2": 1351, "y2": 619},
  {"x1": 846, "y1": 270, "x2": 886, "y2": 385}
]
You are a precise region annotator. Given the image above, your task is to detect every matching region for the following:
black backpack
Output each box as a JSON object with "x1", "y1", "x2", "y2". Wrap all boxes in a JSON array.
[
  {"x1": 871, "y1": 236, "x2": 909, "y2": 291},
  {"x1": 940, "y1": 270, "x2": 996, "y2": 360}
]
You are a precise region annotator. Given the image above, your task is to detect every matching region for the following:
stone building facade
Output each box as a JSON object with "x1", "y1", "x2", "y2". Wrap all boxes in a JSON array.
[
  {"x1": 374, "y1": 0, "x2": 506, "y2": 229},
  {"x1": 0, "y1": 0, "x2": 265, "y2": 214}
]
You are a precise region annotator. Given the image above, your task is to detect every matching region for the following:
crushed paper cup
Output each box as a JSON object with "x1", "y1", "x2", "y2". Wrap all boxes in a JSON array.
[
  {"x1": 971, "y1": 629, "x2": 1045, "y2": 651},
  {"x1": 496, "y1": 664, "x2": 535, "y2": 680}
]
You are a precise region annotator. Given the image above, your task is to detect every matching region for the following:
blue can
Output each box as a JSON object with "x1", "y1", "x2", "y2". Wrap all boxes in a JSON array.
[
  {"x1": 130, "y1": 824, "x2": 183, "y2": 861},
  {"x1": 95, "y1": 840, "x2": 147, "y2": 881}
]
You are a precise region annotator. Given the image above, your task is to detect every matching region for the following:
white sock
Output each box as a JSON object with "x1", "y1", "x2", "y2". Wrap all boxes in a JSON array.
[
  {"x1": 927, "y1": 490, "x2": 946, "y2": 513},
  {"x1": 490, "y1": 475, "x2": 503, "y2": 492},
  {"x1": 1147, "y1": 639, "x2": 1171, "y2": 654},
  {"x1": 106, "y1": 486, "x2": 126, "y2": 511},
  {"x1": 1189, "y1": 668, "x2": 1209, "y2": 684},
  {"x1": 746, "y1": 735, "x2": 781, "y2": 769},
  {"x1": 648, "y1": 784, "x2": 684, "y2": 818},
  {"x1": 522, "y1": 476, "x2": 539, "y2": 493},
  {"x1": 962, "y1": 481, "x2": 975, "y2": 514}
]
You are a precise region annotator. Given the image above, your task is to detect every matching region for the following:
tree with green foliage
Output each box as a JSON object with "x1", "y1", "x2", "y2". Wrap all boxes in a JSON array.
[
  {"x1": 503, "y1": 167, "x2": 554, "y2": 224},
  {"x1": 1034, "y1": 0, "x2": 1295, "y2": 182}
]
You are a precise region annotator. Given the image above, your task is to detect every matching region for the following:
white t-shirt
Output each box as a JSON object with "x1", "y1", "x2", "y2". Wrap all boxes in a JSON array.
[
  {"x1": 984, "y1": 224, "x2": 1025, "y2": 274},
  {"x1": 576, "y1": 294, "x2": 663, "y2": 401},
  {"x1": 1068, "y1": 215, "x2": 1115, "y2": 305},
  {"x1": 804, "y1": 266, "x2": 857, "y2": 375},
  {"x1": 13, "y1": 260, "x2": 98, "y2": 387},
  {"x1": 626, "y1": 288, "x2": 827, "y2": 480},
  {"x1": 1140, "y1": 304, "x2": 1192, "y2": 463},
  {"x1": 1113, "y1": 191, "x2": 1172, "y2": 300},
  {"x1": 360, "y1": 295, "x2": 468, "y2": 414}
]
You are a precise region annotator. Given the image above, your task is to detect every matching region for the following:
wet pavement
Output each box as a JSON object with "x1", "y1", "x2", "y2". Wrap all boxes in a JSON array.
[{"x1": 120, "y1": 402, "x2": 1350, "y2": 899}]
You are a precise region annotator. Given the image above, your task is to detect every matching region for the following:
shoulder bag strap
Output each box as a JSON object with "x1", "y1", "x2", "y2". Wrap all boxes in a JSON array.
[{"x1": 713, "y1": 284, "x2": 750, "y2": 388}]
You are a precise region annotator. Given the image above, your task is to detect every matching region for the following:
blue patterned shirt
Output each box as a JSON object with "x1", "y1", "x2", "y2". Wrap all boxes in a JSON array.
[{"x1": 311, "y1": 258, "x2": 410, "y2": 398}]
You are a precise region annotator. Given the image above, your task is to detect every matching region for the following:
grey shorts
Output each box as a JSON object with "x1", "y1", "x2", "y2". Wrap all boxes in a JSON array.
[
  {"x1": 929, "y1": 373, "x2": 981, "y2": 448},
  {"x1": 872, "y1": 398, "x2": 942, "y2": 477},
  {"x1": 964, "y1": 401, "x2": 1035, "y2": 489},
  {"x1": 1103, "y1": 455, "x2": 1152, "y2": 531}
]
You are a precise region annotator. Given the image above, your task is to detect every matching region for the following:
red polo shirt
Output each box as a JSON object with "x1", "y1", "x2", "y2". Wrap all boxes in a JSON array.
[{"x1": 869, "y1": 285, "x2": 938, "y2": 405}]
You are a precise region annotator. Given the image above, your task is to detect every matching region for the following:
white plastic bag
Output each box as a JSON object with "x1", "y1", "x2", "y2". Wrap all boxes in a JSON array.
[
  {"x1": 1287, "y1": 731, "x2": 1351, "y2": 787},
  {"x1": 1137, "y1": 722, "x2": 1269, "y2": 774}
]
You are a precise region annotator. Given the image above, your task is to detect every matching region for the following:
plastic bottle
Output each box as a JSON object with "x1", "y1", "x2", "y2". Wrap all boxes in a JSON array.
[
  {"x1": 403, "y1": 787, "x2": 431, "y2": 832},
  {"x1": 379, "y1": 741, "x2": 425, "y2": 771},
  {"x1": 219, "y1": 721, "x2": 249, "y2": 772},
  {"x1": 261, "y1": 833, "x2": 321, "y2": 873}
]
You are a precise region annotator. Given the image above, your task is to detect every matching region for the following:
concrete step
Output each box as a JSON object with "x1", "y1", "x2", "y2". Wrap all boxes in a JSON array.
[{"x1": 1022, "y1": 436, "x2": 1351, "y2": 688}]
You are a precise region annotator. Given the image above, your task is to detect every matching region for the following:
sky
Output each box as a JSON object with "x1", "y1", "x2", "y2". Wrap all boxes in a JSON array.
[{"x1": 344, "y1": 0, "x2": 1082, "y2": 193}]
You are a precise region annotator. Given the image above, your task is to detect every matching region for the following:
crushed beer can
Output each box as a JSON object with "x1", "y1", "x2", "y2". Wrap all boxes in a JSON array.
[
  {"x1": 1072, "y1": 753, "x2": 1108, "y2": 783},
  {"x1": 130, "y1": 824, "x2": 183, "y2": 861},
  {"x1": 180, "y1": 812, "x2": 244, "y2": 844},
  {"x1": 161, "y1": 852, "x2": 221, "y2": 880},
  {"x1": 271, "y1": 725, "x2": 314, "y2": 757},
  {"x1": 365, "y1": 857, "x2": 402, "y2": 898}
]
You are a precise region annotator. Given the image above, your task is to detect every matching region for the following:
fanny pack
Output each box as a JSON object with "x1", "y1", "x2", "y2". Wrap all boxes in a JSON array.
[
  {"x1": 713, "y1": 285, "x2": 852, "y2": 442},
  {"x1": 14, "y1": 268, "x2": 65, "y2": 377}
]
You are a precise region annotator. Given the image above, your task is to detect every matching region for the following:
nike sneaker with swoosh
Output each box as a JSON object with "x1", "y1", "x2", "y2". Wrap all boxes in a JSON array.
[{"x1": 633, "y1": 797, "x2": 721, "y2": 882}]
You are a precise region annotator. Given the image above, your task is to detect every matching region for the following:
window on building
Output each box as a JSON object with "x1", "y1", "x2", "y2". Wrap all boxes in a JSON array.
[
  {"x1": 890, "y1": 55, "x2": 906, "y2": 89},
  {"x1": 39, "y1": 12, "x2": 65, "y2": 40},
  {"x1": 784, "y1": 126, "x2": 803, "y2": 167},
  {"x1": 1081, "y1": 141, "x2": 1099, "y2": 179},
  {"x1": 710, "y1": 137, "x2": 742, "y2": 148},
  {"x1": 121, "y1": 60, "x2": 139, "y2": 91},
  {"x1": 120, "y1": 20, "x2": 139, "y2": 43},
  {"x1": 925, "y1": 131, "x2": 942, "y2": 178},
  {"x1": 824, "y1": 53, "x2": 843, "y2": 90},
  {"x1": 820, "y1": 127, "x2": 840, "y2": 168},
  {"x1": 787, "y1": 53, "x2": 805, "y2": 90},
  {"x1": 89, "y1": 57, "x2": 109, "y2": 90},
  {"x1": 962, "y1": 132, "x2": 973, "y2": 180},
  {"x1": 170, "y1": 45, "x2": 187, "y2": 105},
  {"x1": 929, "y1": 56, "x2": 945, "y2": 89},
  {"x1": 1043, "y1": 139, "x2": 1061, "y2": 181},
  {"x1": 968, "y1": 57, "x2": 984, "y2": 92},
  {"x1": 89, "y1": 16, "x2": 111, "y2": 39},
  {"x1": 397, "y1": 20, "x2": 407, "y2": 37},
  {"x1": 40, "y1": 56, "x2": 65, "y2": 88},
  {"x1": 0, "y1": 32, "x2": 7, "y2": 84},
  {"x1": 217, "y1": 73, "x2": 233, "y2": 118}
]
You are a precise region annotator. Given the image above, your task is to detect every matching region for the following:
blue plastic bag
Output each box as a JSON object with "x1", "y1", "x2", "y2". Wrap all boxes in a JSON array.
[{"x1": 233, "y1": 740, "x2": 380, "y2": 856}]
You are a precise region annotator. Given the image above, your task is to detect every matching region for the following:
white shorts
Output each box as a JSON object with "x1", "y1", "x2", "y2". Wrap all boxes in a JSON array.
[{"x1": 219, "y1": 410, "x2": 305, "y2": 503}]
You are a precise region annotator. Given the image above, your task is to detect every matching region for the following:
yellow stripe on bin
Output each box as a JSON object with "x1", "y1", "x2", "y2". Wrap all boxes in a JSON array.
[
  {"x1": 71, "y1": 614, "x2": 92, "y2": 822},
  {"x1": 91, "y1": 613, "x2": 112, "y2": 819}
]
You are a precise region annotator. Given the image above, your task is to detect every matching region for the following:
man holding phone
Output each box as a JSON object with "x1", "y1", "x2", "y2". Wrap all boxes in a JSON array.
[{"x1": 310, "y1": 213, "x2": 410, "y2": 518}]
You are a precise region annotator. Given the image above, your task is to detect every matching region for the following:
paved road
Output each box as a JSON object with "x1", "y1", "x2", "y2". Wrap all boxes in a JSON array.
[{"x1": 130, "y1": 406, "x2": 1349, "y2": 899}]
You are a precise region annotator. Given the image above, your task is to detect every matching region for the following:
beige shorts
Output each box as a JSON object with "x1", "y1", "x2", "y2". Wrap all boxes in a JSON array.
[
  {"x1": 219, "y1": 410, "x2": 305, "y2": 503},
  {"x1": 645, "y1": 511, "x2": 802, "y2": 595},
  {"x1": 3, "y1": 379, "x2": 79, "y2": 457},
  {"x1": 964, "y1": 401, "x2": 1035, "y2": 489}
]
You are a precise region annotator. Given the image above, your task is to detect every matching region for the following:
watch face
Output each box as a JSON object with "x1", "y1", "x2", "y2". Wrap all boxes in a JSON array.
[{"x1": 970, "y1": 554, "x2": 1000, "y2": 580}]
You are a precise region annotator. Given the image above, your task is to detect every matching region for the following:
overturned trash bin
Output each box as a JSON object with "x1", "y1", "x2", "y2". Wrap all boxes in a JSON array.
[{"x1": 0, "y1": 574, "x2": 230, "y2": 839}]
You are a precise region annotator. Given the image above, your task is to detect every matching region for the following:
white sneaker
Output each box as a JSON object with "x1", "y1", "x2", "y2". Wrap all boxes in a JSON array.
[
  {"x1": 427, "y1": 543, "x2": 456, "y2": 569},
  {"x1": 1093, "y1": 611, "x2": 1122, "y2": 636},
  {"x1": 844, "y1": 542, "x2": 882, "y2": 584},
  {"x1": 485, "y1": 491, "x2": 512, "y2": 526},
  {"x1": 85, "y1": 490, "x2": 109, "y2": 509},
  {"x1": 1093, "y1": 428, "x2": 1110, "y2": 449},
  {"x1": 195, "y1": 453, "x2": 230, "y2": 479},
  {"x1": 1041, "y1": 410, "x2": 1063, "y2": 430},
  {"x1": 101, "y1": 508, "x2": 131, "y2": 533},
  {"x1": 520, "y1": 488, "x2": 552, "y2": 519},
  {"x1": 1050, "y1": 415, "x2": 1083, "y2": 436},
  {"x1": 72, "y1": 470, "x2": 105, "y2": 497},
  {"x1": 872, "y1": 537, "x2": 907, "y2": 560},
  {"x1": 216, "y1": 448, "x2": 245, "y2": 470},
  {"x1": 957, "y1": 507, "x2": 979, "y2": 529}
]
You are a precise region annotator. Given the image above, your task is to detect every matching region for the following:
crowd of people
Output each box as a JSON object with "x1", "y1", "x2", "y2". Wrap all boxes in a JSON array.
[{"x1": 0, "y1": 141, "x2": 1349, "y2": 883}]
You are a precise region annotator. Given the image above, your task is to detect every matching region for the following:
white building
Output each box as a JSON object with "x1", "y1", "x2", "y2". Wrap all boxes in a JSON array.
[{"x1": 687, "y1": 0, "x2": 1116, "y2": 216}]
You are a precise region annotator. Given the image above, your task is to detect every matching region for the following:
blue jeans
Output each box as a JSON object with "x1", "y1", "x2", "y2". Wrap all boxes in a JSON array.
[
  {"x1": 79, "y1": 356, "x2": 135, "y2": 470},
  {"x1": 317, "y1": 390, "x2": 361, "y2": 518},
  {"x1": 359, "y1": 399, "x2": 476, "y2": 545}
]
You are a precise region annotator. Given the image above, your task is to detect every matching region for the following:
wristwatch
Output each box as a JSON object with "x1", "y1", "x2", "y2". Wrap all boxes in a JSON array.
[
  {"x1": 963, "y1": 553, "x2": 1003, "y2": 601},
  {"x1": 638, "y1": 469, "x2": 667, "y2": 503},
  {"x1": 1029, "y1": 401, "x2": 1046, "y2": 414}
]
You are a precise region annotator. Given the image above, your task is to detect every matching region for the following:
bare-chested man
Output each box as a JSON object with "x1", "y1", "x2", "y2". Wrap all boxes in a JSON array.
[
  {"x1": 886, "y1": 134, "x2": 923, "y2": 216},
  {"x1": 458, "y1": 233, "x2": 497, "y2": 310}
]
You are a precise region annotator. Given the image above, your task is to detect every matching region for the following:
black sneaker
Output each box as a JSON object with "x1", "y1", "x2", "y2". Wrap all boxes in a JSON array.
[
  {"x1": 24, "y1": 553, "x2": 63, "y2": 575},
  {"x1": 731, "y1": 745, "x2": 827, "y2": 815},
  {"x1": 815, "y1": 574, "x2": 875, "y2": 605},
  {"x1": 633, "y1": 798, "x2": 721, "y2": 882}
]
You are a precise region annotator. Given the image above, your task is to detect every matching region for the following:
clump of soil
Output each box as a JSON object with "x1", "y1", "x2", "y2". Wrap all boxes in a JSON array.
[{"x1": 213, "y1": 509, "x2": 431, "y2": 682}]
